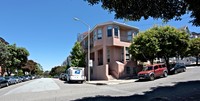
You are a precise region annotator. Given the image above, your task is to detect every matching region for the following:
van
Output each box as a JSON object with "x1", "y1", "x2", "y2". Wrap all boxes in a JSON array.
[{"x1": 66, "y1": 67, "x2": 85, "y2": 83}]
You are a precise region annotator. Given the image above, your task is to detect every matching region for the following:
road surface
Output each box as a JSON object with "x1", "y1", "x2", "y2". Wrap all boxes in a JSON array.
[{"x1": 0, "y1": 66, "x2": 200, "y2": 101}]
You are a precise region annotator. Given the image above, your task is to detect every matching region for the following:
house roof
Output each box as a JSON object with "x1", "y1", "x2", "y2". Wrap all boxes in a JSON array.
[
  {"x1": 78, "y1": 21, "x2": 139, "y2": 42},
  {"x1": 91, "y1": 21, "x2": 139, "y2": 32}
]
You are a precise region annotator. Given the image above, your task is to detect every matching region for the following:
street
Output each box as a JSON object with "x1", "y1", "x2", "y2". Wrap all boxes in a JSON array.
[{"x1": 0, "y1": 67, "x2": 200, "y2": 101}]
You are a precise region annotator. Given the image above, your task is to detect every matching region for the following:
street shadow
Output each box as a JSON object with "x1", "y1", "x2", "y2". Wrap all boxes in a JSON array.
[
  {"x1": 64, "y1": 81, "x2": 84, "y2": 84},
  {"x1": 73, "y1": 80, "x2": 200, "y2": 101}
]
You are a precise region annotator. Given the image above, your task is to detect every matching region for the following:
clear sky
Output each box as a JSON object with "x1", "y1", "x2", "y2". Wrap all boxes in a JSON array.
[{"x1": 0, "y1": 0, "x2": 199, "y2": 71}]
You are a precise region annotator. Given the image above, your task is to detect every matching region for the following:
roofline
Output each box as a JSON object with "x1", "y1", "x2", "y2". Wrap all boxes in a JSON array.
[
  {"x1": 79, "y1": 21, "x2": 139, "y2": 42},
  {"x1": 91, "y1": 21, "x2": 139, "y2": 32}
]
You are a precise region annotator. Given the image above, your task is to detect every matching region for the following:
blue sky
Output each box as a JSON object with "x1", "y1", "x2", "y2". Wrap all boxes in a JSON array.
[{"x1": 0, "y1": 0, "x2": 199, "y2": 71}]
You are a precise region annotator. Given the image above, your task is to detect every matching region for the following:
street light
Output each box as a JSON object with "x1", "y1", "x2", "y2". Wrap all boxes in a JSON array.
[{"x1": 73, "y1": 17, "x2": 91, "y2": 82}]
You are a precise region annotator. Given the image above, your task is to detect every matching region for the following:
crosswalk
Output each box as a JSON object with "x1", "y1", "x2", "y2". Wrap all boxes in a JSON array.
[{"x1": 4, "y1": 78, "x2": 60, "y2": 95}]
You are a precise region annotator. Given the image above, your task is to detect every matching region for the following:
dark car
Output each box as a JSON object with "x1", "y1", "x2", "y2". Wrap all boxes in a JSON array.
[
  {"x1": 5, "y1": 76, "x2": 17, "y2": 85},
  {"x1": 0, "y1": 77, "x2": 9, "y2": 88},
  {"x1": 169, "y1": 63, "x2": 186, "y2": 74}
]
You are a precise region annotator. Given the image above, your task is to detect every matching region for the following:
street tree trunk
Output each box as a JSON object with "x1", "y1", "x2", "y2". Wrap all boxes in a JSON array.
[
  {"x1": 164, "y1": 55, "x2": 170, "y2": 71},
  {"x1": 196, "y1": 56, "x2": 199, "y2": 65}
]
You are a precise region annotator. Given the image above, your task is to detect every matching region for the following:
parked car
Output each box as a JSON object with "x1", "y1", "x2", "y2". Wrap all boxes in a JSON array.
[
  {"x1": 14, "y1": 76, "x2": 23, "y2": 83},
  {"x1": 5, "y1": 76, "x2": 17, "y2": 85},
  {"x1": 24, "y1": 75, "x2": 31, "y2": 81},
  {"x1": 59, "y1": 73, "x2": 66, "y2": 80},
  {"x1": 138, "y1": 64, "x2": 168, "y2": 81},
  {"x1": 0, "y1": 77, "x2": 9, "y2": 88},
  {"x1": 169, "y1": 63, "x2": 186, "y2": 74}
]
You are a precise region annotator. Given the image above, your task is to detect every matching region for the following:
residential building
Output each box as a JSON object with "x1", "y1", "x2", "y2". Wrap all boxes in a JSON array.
[
  {"x1": 179, "y1": 26, "x2": 200, "y2": 39},
  {"x1": 190, "y1": 32, "x2": 200, "y2": 38},
  {"x1": 62, "y1": 56, "x2": 71, "y2": 67},
  {"x1": 77, "y1": 21, "x2": 139, "y2": 80}
]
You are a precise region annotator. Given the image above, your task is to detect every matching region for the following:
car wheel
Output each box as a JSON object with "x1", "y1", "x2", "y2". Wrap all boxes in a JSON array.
[
  {"x1": 183, "y1": 68, "x2": 186, "y2": 72},
  {"x1": 163, "y1": 72, "x2": 168, "y2": 77},
  {"x1": 6, "y1": 83, "x2": 9, "y2": 87},
  {"x1": 150, "y1": 75, "x2": 155, "y2": 81},
  {"x1": 174, "y1": 70, "x2": 178, "y2": 74}
]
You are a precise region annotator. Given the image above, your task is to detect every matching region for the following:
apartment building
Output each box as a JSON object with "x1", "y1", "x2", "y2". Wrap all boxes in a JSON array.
[{"x1": 78, "y1": 21, "x2": 139, "y2": 80}]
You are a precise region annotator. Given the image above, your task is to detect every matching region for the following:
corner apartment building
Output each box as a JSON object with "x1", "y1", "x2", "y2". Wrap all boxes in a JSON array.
[{"x1": 78, "y1": 21, "x2": 139, "y2": 80}]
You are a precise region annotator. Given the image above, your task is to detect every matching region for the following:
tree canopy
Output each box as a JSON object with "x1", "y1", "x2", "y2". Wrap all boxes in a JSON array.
[
  {"x1": 129, "y1": 26, "x2": 189, "y2": 68},
  {"x1": 22, "y1": 60, "x2": 43, "y2": 75},
  {"x1": 188, "y1": 38, "x2": 200, "y2": 64},
  {"x1": 49, "y1": 66, "x2": 67, "y2": 76},
  {"x1": 0, "y1": 38, "x2": 30, "y2": 76},
  {"x1": 70, "y1": 42, "x2": 86, "y2": 67},
  {"x1": 85, "y1": 0, "x2": 200, "y2": 26}
]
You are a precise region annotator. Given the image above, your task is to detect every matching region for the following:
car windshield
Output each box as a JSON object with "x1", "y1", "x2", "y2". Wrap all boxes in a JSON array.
[
  {"x1": 170, "y1": 63, "x2": 184, "y2": 68},
  {"x1": 170, "y1": 64, "x2": 176, "y2": 68},
  {"x1": 0, "y1": 77, "x2": 3, "y2": 80},
  {"x1": 5, "y1": 77, "x2": 10, "y2": 79},
  {"x1": 143, "y1": 66, "x2": 153, "y2": 71}
]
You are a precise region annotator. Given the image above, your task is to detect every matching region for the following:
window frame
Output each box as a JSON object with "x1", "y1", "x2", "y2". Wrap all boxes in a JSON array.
[
  {"x1": 97, "y1": 29, "x2": 102, "y2": 39},
  {"x1": 114, "y1": 26, "x2": 119, "y2": 38},
  {"x1": 107, "y1": 26, "x2": 112, "y2": 37},
  {"x1": 127, "y1": 31, "x2": 132, "y2": 41}
]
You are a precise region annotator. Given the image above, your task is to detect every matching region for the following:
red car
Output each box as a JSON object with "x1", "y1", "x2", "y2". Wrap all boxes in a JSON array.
[{"x1": 138, "y1": 64, "x2": 168, "y2": 81}]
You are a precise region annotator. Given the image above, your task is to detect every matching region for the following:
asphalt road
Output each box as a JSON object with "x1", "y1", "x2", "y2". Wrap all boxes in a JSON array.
[{"x1": 0, "y1": 66, "x2": 200, "y2": 101}]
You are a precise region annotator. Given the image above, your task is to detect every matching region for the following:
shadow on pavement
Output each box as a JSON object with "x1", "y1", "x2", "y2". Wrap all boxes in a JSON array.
[{"x1": 73, "y1": 80, "x2": 200, "y2": 101}]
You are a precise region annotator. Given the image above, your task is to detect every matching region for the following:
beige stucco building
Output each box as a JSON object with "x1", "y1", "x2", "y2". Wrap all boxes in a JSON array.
[{"x1": 78, "y1": 21, "x2": 140, "y2": 80}]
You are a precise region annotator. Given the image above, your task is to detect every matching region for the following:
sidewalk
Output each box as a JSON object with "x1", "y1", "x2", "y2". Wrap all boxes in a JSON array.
[{"x1": 86, "y1": 79, "x2": 138, "y2": 85}]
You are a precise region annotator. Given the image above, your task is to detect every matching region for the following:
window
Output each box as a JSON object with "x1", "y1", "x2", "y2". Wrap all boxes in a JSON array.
[
  {"x1": 93, "y1": 31, "x2": 97, "y2": 41},
  {"x1": 127, "y1": 31, "x2": 132, "y2": 41},
  {"x1": 133, "y1": 31, "x2": 138, "y2": 36},
  {"x1": 126, "y1": 47, "x2": 130, "y2": 60},
  {"x1": 154, "y1": 66, "x2": 158, "y2": 70},
  {"x1": 97, "y1": 29, "x2": 102, "y2": 39},
  {"x1": 107, "y1": 26, "x2": 112, "y2": 37},
  {"x1": 126, "y1": 67, "x2": 131, "y2": 74},
  {"x1": 114, "y1": 26, "x2": 119, "y2": 37}
]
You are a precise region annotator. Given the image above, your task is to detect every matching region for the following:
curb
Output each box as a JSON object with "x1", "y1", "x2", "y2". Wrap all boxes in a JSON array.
[{"x1": 86, "y1": 80, "x2": 137, "y2": 85}]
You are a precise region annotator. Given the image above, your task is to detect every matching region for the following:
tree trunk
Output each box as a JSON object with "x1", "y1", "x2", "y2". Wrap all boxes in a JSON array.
[
  {"x1": 150, "y1": 59, "x2": 154, "y2": 65},
  {"x1": 22, "y1": 69, "x2": 26, "y2": 75},
  {"x1": 196, "y1": 56, "x2": 199, "y2": 65},
  {"x1": 164, "y1": 56, "x2": 170, "y2": 71},
  {"x1": 6, "y1": 67, "x2": 11, "y2": 76}
]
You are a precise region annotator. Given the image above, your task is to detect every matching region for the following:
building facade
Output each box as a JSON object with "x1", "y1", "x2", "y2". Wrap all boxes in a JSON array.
[{"x1": 78, "y1": 21, "x2": 140, "y2": 80}]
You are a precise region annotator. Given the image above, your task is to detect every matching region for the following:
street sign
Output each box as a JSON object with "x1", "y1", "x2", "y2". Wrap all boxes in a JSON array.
[{"x1": 89, "y1": 60, "x2": 93, "y2": 67}]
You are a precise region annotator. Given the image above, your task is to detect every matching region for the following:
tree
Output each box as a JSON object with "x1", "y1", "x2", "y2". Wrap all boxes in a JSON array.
[
  {"x1": 0, "y1": 42, "x2": 9, "y2": 75},
  {"x1": 0, "y1": 37, "x2": 30, "y2": 76},
  {"x1": 188, "y1": 38, "x2": 200, "y2": 64},
  {"x1": 129, "y1": 30, "x2": 160, "y2": 64},
  {"x1": 34, "y1": 63, "x2": 43, "y2": 75},
  {"x1": 129, "y1": 26, "x2": 189, "y2": 69},
  {"x1": 22, "y1": 60, "x2": 37, "y2": 75},
  {"x1": 154, "y1": 26, "x2": 189, "y2": 69},
  {"x1": 49, "y1": 66, "x2": 67, "y2": 77},
  {"x1": 70, "y1": 42, "x2": 86, "y2": 67},
  {"x1": 85, "y1": 0, "x2": 200, "y2": 26},
  {"x1": 5, "y1": 44, "x2": 29, "y2": 75}
]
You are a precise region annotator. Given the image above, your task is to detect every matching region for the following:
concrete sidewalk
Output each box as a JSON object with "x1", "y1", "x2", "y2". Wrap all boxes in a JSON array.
[{"x1": 86, "y1": 79, "x2": 138, "y2": 85}]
